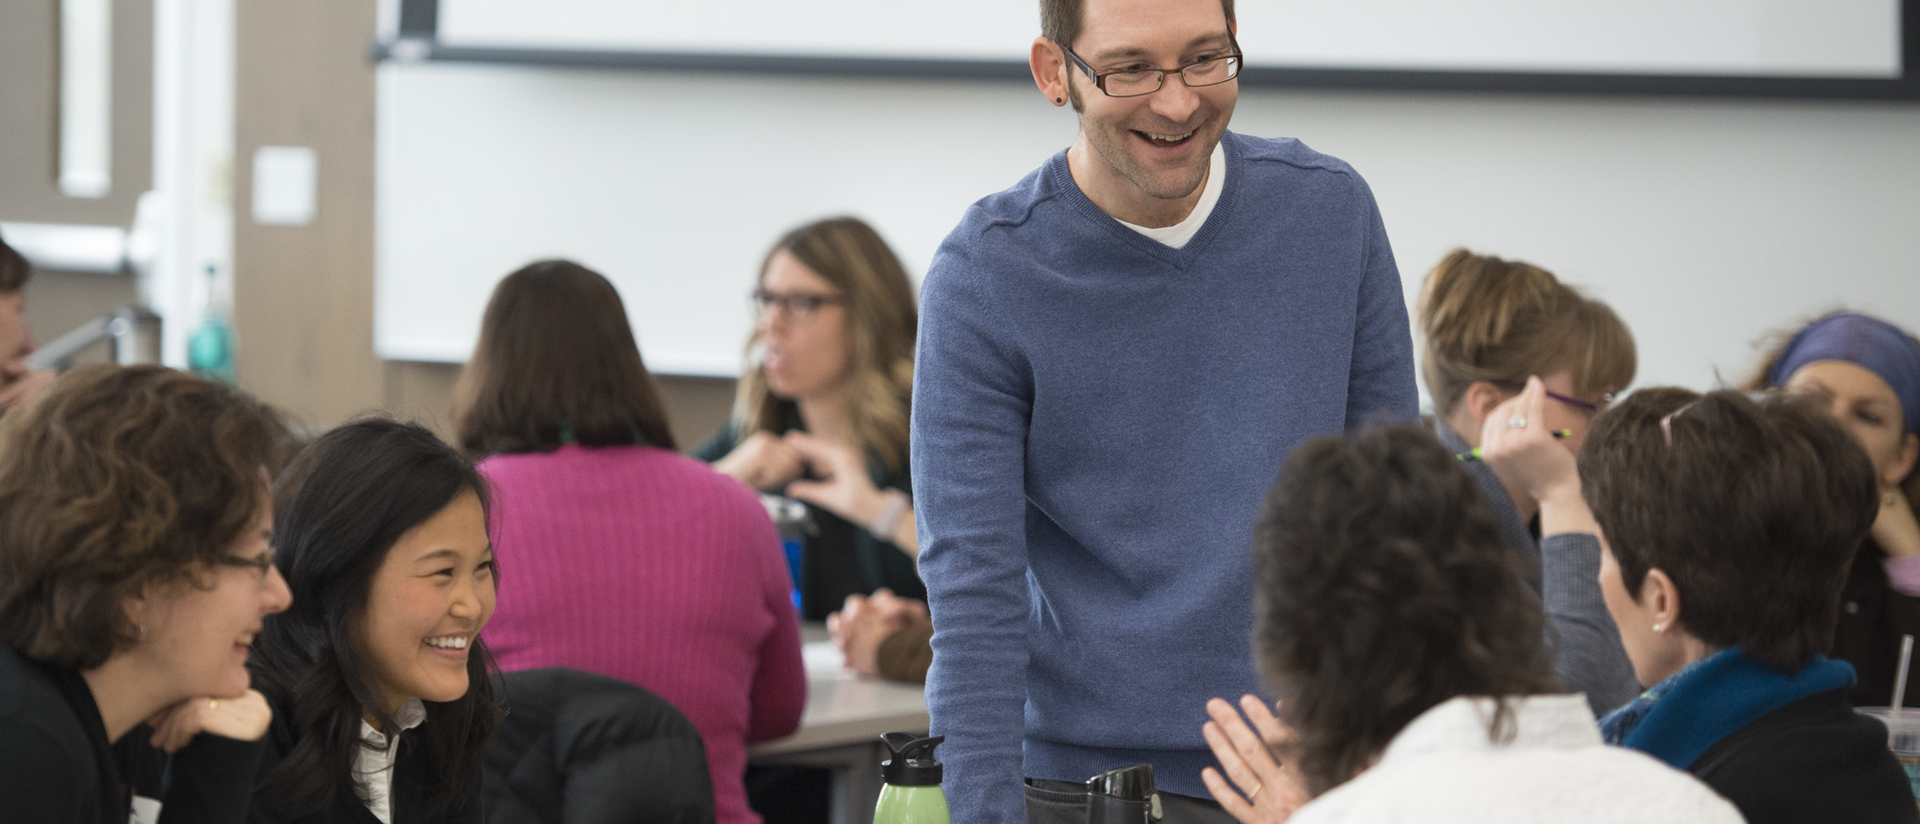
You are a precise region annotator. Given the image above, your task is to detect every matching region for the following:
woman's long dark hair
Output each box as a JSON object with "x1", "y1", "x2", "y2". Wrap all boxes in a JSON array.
[
  {"x1": 251, "y1": 418, "x2": 501, "y2": 819},
  {"x1": 1254, "y1": 425, "x2": 1559, "y2": 796},
  {"x1": 452, "y1": 259, "x2": 676, "y2": 456}
]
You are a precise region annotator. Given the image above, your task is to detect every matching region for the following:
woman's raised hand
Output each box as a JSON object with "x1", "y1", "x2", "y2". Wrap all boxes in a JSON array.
[
  {"x1": 1477, "y1": 376, "x2": 1579, "y2": 506},
  {"x1": 1201, "y1": 695, "x2": 1308, "y2": 824}
]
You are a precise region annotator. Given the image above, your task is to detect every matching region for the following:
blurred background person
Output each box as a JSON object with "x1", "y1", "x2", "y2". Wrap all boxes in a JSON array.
[
  {"x1": 1747, "y1": 310, "x2": 1920, "y2": 709},
  {"x1": 0, "y1": 365, "x2": 294, "y2": 822},
  {"x1": 457, "y1": 260, "x2": 802, "y2": 824},
  {"x1": 1417, "y1": 248, "x2": 1641, "y2": 713},
  {"x1": 251, "y1": 418, "x2": 501, "y2": 824},
  {"x1": 696, "y1": 217, "x2": 921, "y2": 621},
  {"x1": 1200, "y1": 425, "x2": 1738, "y2": 824},
  {"x1": 1577, "y1": 387, "x2": 1915, "y2": 824},
  {"x1": 0, "y1": 233, "x2": 54, "y2": 411}
]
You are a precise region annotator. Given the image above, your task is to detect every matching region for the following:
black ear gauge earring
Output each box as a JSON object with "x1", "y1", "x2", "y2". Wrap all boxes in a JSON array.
[{"x1": 1054, "y1": 97, "x2": 1063, "y2": 104}]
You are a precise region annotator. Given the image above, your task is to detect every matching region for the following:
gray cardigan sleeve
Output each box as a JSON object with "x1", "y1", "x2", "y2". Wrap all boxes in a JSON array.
[{"x1": 1541, "y1": 532, "x2": 1643, "y2": 716}]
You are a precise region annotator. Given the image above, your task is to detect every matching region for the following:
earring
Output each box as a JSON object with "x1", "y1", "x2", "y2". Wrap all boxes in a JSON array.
[
  {"x1": 1054, "y1": 97, "x2": 1063, "y2": 104},
  {"x1": 1651, "y1": 622, "x2": 1666, "y2": 633},
  {"x1": 137, "y1": 624, "x2": 147, "y2": 642}
]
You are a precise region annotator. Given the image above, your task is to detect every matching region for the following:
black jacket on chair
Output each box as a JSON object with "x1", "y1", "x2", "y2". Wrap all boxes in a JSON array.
[{"x1": 484, "y1": 668, "x2": 715, "y2": 824}]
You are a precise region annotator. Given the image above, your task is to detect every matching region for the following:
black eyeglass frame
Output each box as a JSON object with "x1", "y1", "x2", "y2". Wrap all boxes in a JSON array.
[
  {"x1": 1059, "y1": 32, "x2": 1244, "y2": 98},
  {"x1": 214, "y1": 554, "x2": 275, "y2": 579},
  {"x1": 750, "y1": 288, "x2": 847, "y2": 323}
]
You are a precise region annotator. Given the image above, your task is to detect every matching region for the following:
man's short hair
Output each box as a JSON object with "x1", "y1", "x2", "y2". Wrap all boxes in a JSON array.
[
  {"x1": 1040, "y1": 0, "x2": 1236, "y2": 53},
  {"x1": 1579, "y1": 387, "x2": 1878, "y2": 673},
  {"x1": 0, "y1": 233, "x2": 29, "y2": 293}
]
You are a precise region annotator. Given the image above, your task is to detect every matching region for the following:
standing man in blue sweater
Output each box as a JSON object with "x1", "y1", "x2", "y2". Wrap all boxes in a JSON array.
[{"x1": 910, "y1": 0, "x2": 1418, "y2": 820}]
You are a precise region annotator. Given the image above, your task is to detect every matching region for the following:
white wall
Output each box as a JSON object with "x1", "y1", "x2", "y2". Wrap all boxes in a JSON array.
[
  {"x1": 376, "y1": 65, "x2": 1920, "y2": 401},
  {"x1": 1231, "y1": 88, "x2": 1920, "y2": 395}
]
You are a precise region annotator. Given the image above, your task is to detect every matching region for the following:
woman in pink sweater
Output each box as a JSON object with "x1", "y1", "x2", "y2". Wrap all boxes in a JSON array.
[{"x1": 455, "y1": 259, "x2": 806, "y2": 824}]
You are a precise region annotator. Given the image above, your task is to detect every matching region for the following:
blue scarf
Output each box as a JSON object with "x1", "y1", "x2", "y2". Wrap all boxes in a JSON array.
[{"x1": 1600, "y1": 647, "x2": 1857, "y2": 770}]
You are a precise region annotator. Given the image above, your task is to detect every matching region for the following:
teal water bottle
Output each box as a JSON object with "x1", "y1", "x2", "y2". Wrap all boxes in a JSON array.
[
  {"x1": 874, "y1": 732, "x2": 948, "y2": 824},
  {"x1": 187, "y1": 264, "x2": 235, "y2": 383}
]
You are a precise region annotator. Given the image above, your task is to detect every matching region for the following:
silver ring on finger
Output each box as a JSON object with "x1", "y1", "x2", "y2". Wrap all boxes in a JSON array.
[{"x1": 1507, "y1": 416, "x2": 1528, "y2": 429}]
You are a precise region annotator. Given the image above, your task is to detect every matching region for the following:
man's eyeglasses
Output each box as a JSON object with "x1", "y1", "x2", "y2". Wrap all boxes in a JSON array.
[
  {"x1": 1060, "y1": 34, "x2": 1243, "y2": 98},
  {"x1": 214, "y1": 553, "x2": 274, "y2": 582},
  {"x1": 752, "y1": 289, "x2": 845, "y2": 324}
]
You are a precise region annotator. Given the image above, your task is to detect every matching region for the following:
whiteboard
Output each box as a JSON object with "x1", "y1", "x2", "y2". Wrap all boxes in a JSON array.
[
  {"x1": 372, "y1": 65, "x2": 1078, "y2": 374},
  {"x1": 374, "y1": 0, "x2": 1919, "y2": 379},
  {"x1": 434, "y1": 0, "x2": 1902, "y2": 78}
]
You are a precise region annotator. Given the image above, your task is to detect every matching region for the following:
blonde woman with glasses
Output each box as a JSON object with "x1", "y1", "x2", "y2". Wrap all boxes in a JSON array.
[{"x1": 696, "y1": 217, "x2": 921, "y2": 623}]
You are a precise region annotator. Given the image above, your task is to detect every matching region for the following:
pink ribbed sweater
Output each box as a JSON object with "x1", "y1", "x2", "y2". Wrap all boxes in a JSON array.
[{"x1": 480, "y1": 444, "x2": 805, "y2": 824}]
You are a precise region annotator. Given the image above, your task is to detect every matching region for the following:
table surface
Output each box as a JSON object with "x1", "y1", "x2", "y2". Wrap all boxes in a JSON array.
[{"x1": 749, "y1": 638, "x2": 930, "y2": 756}]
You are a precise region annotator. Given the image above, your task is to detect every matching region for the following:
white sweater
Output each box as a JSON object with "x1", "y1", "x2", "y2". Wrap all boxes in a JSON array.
[{"x1": 1291, "y1": 695, "x2": 1744, "y2": 824}]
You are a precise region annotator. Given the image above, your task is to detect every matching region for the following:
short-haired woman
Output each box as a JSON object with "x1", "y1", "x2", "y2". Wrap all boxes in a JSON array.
[
  {"x1": 1746, "y1": 310, "x2": 1920, "y2": 708},
  {"x1": 695, "y1": 216, "x2": 921, "y2": 620},
  {"x1": 0, "y1": 364, "x2": 294, "y2": 823},
  {"x1": 455, "y1": 260, "x2": 803, "y2": 824},
  {"x1": 1417, "y1": 248, "x2": 1641, "y2": 713},
  {"x1": 1578, "y1": 387, "x2": 1916, "y2": 823},
  {"x1": 1200, "y1": 425, "x2": 1739, "y2": 824},
  {"x1": 249, "y1": 418, "x2": 501, "y2": 824}
]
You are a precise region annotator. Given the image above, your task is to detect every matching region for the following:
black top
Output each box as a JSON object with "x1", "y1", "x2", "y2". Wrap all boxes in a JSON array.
[
  {"x1": 1835, "y1": 538, "x2": 1920, "y2": 708},
  {"x1": 247, "y1": 687, "x2": 481, "y2": 824},
  {"x1": 694, "y1": 408, "x2": 923, "y2": 621},
  {"x1": 1690, "y1": 687, "x2": 1917, "y2": 824},
  {"x1": 0, "y1": 644, "x2": 263, "y2": 824}
]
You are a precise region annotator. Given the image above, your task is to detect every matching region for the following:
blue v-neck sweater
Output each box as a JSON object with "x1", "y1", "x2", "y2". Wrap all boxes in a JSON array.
[{"x1": 912, "y1": 131, "x2": 1419, "y2": 822}]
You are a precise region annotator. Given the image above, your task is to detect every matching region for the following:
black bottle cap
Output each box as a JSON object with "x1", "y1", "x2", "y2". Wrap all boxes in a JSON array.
[
  {"x1": 1087, "y1": 764, "x2": 1156, "y2": 800},
  {"x1": 880, "y1": 732, "x2": 945, "y2": 786}
]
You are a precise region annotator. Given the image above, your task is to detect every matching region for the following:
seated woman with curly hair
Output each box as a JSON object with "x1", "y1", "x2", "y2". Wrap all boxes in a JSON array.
[
  {"x1": 1201, "y1": 425, "x2": 1739, "y2": 824},
  {"x1": 0, "y1": 365, "x2": 295, "y2": 823}
]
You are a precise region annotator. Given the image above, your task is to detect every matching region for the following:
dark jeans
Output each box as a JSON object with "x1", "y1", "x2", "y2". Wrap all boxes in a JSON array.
[{"x1": 1024, "y1": 778, "x2": 1237, "y2": 824}]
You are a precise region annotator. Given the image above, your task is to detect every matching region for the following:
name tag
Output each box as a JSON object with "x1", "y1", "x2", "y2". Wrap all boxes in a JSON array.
[{"x1": 129, "y1": 795, "x2": 162, "y2": 824}]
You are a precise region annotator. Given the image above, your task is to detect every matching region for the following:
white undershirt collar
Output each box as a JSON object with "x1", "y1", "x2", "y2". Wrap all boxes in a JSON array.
[{"x1": 1116, "y1": 141, "x2": 1227, "y2": 249}]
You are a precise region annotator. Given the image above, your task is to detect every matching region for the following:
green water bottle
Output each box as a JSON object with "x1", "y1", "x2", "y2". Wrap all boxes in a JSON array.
[{"x1": 874, "y1": 732, "x2": 948, "y2": 824}]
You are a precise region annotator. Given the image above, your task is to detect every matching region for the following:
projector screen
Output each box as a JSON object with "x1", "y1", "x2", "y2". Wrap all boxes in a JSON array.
[{"x1": 430, "y1": 0, "x2": 1903, "y2": 79}]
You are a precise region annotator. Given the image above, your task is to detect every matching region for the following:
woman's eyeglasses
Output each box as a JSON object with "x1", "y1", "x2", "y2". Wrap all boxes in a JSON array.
[
  {"x1": 751, "y1": 289, "x2": 845, "y2": 324},
  {"x1": 214, "y1": 553, "x2": 274, "y2": 583},
  {"x1": 1545, "y1": 390, "x2": 1610, "y2": 414},
  {"x1": 1495, "y1": 381, "x2": 1612, "y2": 416}
]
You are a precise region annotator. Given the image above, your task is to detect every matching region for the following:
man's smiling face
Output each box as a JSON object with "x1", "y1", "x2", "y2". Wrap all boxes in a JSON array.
[{"x1": 1062, "y1": 0, "x2": 1238, "y2": 222}]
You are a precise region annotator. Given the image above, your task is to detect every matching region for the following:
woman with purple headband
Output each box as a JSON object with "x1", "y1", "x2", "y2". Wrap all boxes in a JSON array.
[{"x1": 1747, "y1": 310, "x2": 1920, "y2": 708}]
